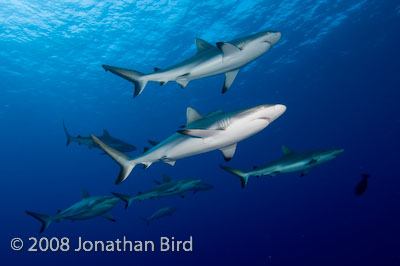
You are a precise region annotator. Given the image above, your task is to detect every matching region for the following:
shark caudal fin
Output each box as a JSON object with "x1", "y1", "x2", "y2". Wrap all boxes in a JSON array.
[
  {"x1": 140, "y1": 216, "x2": 150, "y2": 226},
  {"x1": 111, "y1": 192, "x2": 134, "y2": 209},
  {"x1": 220, "y1": 165, "x2": 250, "y2": 188},
  {"x1": 62, "y1": 120, "x2": 72, "y2": 147},
  {"x1": 26, "y1": 211, "x2": 52, "y2": 234},
  {"x1": 102, "y1": 64, "x2": 148, "y2": 98},
  {"x1": 91, "y1": 135, "x2": 136, "y2": 184}
]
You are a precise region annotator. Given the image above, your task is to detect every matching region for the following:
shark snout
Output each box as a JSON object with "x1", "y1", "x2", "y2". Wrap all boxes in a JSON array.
[
  {"x1": 257, "y1": 104, "x2": 286, "y2": 122},
  {"x1": 332, "y1": 148, "x2": 344, "y2": 156},
  {"x1": 264, "y1": 31, "x2": 281, "y2": 46}
]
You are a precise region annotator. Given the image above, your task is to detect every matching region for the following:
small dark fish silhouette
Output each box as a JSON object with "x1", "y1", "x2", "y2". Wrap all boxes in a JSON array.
[{"x1": 355, "y1": 173, "x2": 371, "y2": 196}]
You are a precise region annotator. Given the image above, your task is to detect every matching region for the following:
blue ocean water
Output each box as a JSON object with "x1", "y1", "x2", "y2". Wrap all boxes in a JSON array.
[{"x1": 1, "y1": 0, "x2": 400, "y2": 265}]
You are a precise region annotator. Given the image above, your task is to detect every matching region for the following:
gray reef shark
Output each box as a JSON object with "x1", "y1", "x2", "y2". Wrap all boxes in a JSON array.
[
  {"x1": 26, "y1": 189, "x2": 120, "y2": 233},
  {"x1": 91, "y1": 104, "x2": 286, "y2": 184},
  {"x1": 63, "y1": 121, "x2": 136, "y2": 153},
  {"x1": 102, "y1": 30, "x2": 281, "y2": 97},
  {"x1": 220, "y1": 145, "x2": 344, "y2": 188},
  {"x1": 112, "y1": 174, "x2": 213, "y2": 209},
  {"x1": 140, "y1": 207, "x2": 177, "y2": 226}
]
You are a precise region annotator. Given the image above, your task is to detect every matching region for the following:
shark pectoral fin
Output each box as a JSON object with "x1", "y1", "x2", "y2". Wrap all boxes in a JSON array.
[
  {"x1": 103, "y1": 213, "x2": 116, "y2": 222},
  {"x1": 195, "y1": 38, "x2": 214, "y2": 52},
  {"x1": 178, "y1": 129, "x2": 222, "y2": 138},
  {"x1": 176, "y1": 73, "x2": 190, "y2": 88},
  {"x1": 216, "y1": 42, "x2": 241, "y2": 58},
  {"x1": 186, "y1": 107, "x2": 203, "y2": 125},
  {"x1": 222, "y1": 69, "x2": 239, "y2": 93},
  {"x1": 220, "y1": 143, "x2": 237, "y2": 162}
]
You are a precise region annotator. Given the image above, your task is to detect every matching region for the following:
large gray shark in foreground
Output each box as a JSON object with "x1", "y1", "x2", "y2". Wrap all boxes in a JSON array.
[
  {"x1": 112, "y1": 174, "x2": 213, "y2": 209},
  {"x1": 26, "y1": 190, "x2": 120, "y2": 233},
  {"x1": 140, "y1": 207, "x2": 176, "y2": 226},
  {"x1": 220, "y1": 145, "x2": 344, "y2": 188},
  {"x1": 63, "y1": 121, "x2": 136, "y2": 153},
  {"x1": 91, "y1": 104, "x2": 286, "y2": 184},
  {"x1": 102, "y1": 31, "x2": 281, "y2": 97}
]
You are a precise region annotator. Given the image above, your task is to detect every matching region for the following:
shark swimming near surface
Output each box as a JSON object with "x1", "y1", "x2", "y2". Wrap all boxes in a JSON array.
[
  {"x1": 63, "y1": 121, "x2": 136, "y2": 153},
  {"x1": 140, "y1": 207, "x2": 176, "y2": 226},
  {"x1": 112, "y1": 174, "x2": 213, "y2": 209},
  {"x1": 220, "y1": 145, "x2": 344, "y2": 188},
  {"x1": 102, "y1": 30, "x2": 281, "y2": 97},
  {"x1": 91, "y1": 104, "x2": 286, "y2": 184},
  {"x1": 26, "y1": 190, "x2": 120, "y2": 233}
]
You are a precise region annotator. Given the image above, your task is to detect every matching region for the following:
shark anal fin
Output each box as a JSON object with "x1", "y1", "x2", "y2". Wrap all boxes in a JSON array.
[
  {"x1": 176, "y1": 73, "x2": 190, "y2": 88},
  {"x1": 103, "y1": 212, "x2": 116, "y2": 222},
  {"x1": 164, "y1": 160, "x2": 176, "y2": 167},
  {"x1": 195, "y1": 38, "x2": 214, "y2": 52},
  {"x1": 222, "y1": 69, "x2": 239, "y2": 93},
  {"x1": 216, "y1": 42, "x2": 241, "y2": 58},
  {"x1": 186, "y1": 107, "x2": 203, "y2": 125},
  {"x1": 220, "y1": 143, "x2": 237, "y2": 161}
]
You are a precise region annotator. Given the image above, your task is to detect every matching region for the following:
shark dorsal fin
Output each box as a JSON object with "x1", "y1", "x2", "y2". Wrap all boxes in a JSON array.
[
  {"x1": 148, "y1": 139, "x2": 160, "y2": 147},
  {"x1": 282, "y1": 145, "x2": 294, "y2": 155},
  {"x1": 186, "y1": 107, "x2": 203, "y2": 125},
  {"x1": 195, "y1": 38, "x2": 213, "y2": 52},
  {"x1": 102, "y1": 129, "x2": 111, "y2": 138},
  {"x1": 154, "y1": 67, "x2": 161, "y2": 72},
  {"x1": 82, "y1": 189, "x2": 90, "y2": 198},
  {"x1": 162, "y1": 174, "x2": 172, "y2": 183}
]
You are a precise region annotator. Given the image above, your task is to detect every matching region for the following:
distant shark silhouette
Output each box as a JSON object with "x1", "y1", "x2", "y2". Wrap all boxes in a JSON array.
[
  {"x1": 140, "y1": 207, "x2": 176, "y2": 226},
  {"x1": 102, "y1": 31, "x2": 281, "y2": 97},
  {"x1": 63, "y1": 121, "x2": 136, "y2": 153},
  {"x1": 355, "y1": 173, "x2": 371, "y2": 196},
  {"x1": 221, "y1": 145, "x2": 344, "y2": 188},
  {"x1": 26, "y1": 189, "x2": 120, "y2": 233},
  {"x1": 112, "y1": 174, "x2": 213, "y2": 209}
]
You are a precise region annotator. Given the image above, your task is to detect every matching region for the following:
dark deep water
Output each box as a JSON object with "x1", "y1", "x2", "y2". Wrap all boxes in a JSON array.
[{"x1": 1, "y1": 1, "x2": 400, "y2": 265}]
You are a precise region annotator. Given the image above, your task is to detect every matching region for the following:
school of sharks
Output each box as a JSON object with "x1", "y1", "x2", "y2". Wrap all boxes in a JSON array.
[{"x1": 26, "y1": 30, "x2": 352, "y2": 233}]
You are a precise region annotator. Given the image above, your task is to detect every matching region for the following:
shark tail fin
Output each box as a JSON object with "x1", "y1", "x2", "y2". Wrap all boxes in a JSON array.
[
  {"x1": 111, "y1": 192, "x2": 134, "y2": 209},
  {"x1": 62, "y1": 120, "x2": 71, "y2": 147},
  {"x1": 140, "y1": 216, "x2": 150, "y2": 226},
  {"x1": 219, "y1": 165, "x2": 250, "y2": 188},
  {"x1": 91, "y1": 135, "x2": 136, "y2": 184},
  {"x1": 26, "y1": 211, "x2": 52, "y2": 234},
  {"x1": 102, "y1": 64, "x2": 148, "y2": 98}
]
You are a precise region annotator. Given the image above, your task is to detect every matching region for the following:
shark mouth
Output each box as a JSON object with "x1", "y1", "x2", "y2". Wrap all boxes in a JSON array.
[{"x1": 257, "y1": 117, "x2": 271, "y2": 123}]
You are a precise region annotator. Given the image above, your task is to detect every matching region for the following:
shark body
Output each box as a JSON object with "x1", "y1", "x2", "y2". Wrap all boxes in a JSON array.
[
  {"x1": 63, "y1": 121, "x2": 136, "y2": 153},
  {"x1": 102, "y1": 31, "x2": 281, "y2": 97},
  {"x1": 91, "y1": 104, "x2": 286, "y2": 184},
  {"x1": 221, "y1": 145, "x2": 344, "y2": 188},
  {"x1": 112, "y1": 174, "x2": 213, "y2": 209},
  {"x1": 26, "y1": 190, "x2": 120, "y2": 233},
  {"x1": 140, "y1": 207, "x2": 177, "y2": 226}
]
